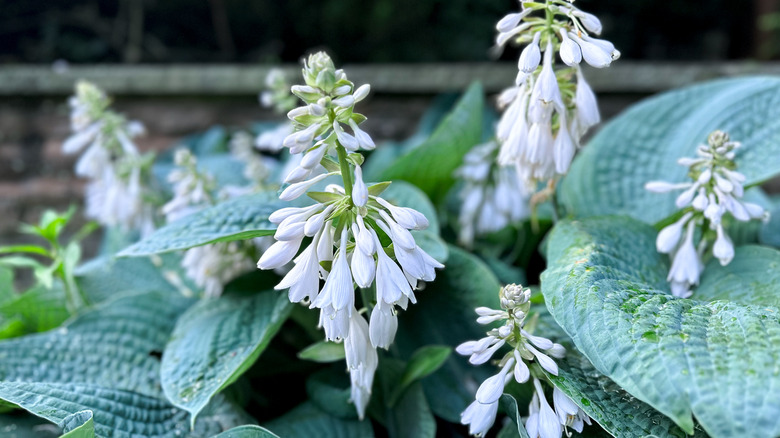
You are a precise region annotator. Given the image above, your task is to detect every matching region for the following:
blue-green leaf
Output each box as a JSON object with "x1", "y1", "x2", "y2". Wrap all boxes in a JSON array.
[
  {"x1": 161, "y1": 290, "x2": 292, "y2": 422},
  {"x1": 542, "y1": 216, "x2": 780, "y2": 438},
  {"x1": 561, "y1": 77, "x2": 780, "y2": 224}
]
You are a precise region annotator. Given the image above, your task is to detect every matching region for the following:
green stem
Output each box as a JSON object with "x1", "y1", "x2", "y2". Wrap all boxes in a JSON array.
[{"x1": 336, "y1": 144, "x2": 353, "y2": 196}]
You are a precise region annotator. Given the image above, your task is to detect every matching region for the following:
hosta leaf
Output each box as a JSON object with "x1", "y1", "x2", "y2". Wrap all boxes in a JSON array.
[
  {"x1": 380, "y1": 82, "x2": 484, "y2": 203},
  {"x1": 262, "y1": 402, "x2": 374, "y2": 438},
  {"x1": 161, "y1": 290, "x2": 292, "y2": 422},
  {"x1": 534, "y1": 303, "x2": 709, "y2": 437},
  {"x1": 759, "y1": 202, "x2": 780, "y2": 248},
  {"x1": 697, "y1": 245, "x2": 780, "y2": 307},
  {"x1": 0, "y1": 382, "x2": 248, "y2": 438},
  {"x1": 213, "y1": 425, "x2": 280, "y2": 438},
  {"x1": 0, "y1": 290, "x2": 192, "y2": 398},
  {"x1": 498, "y1": 394, "x2": 530, "y2": 438},
  {"x1": 542, "y1": 216, "x2": 780, "y2": 438},
  {"x1": 305, "y1": 368, "x2": 356, "y2": 420},
  {"x1": 561, "y1": 77, "x2": 780, "y2": 224},
  {"x1": 549, "y1": 345, "x2": 709, "y2": 438},
  {"x1": 60, "y1": 410, "x2": 94, "y2": 437},
  {"x1": 75, "y1": 255, "x2": 180, "y2": 303},
  {"x1": 119, "y1": 192, "x2": 283, "y2": 257},
  {"x1": 395, "y1": 245, "x2": 501, "y2": 422},
  {"x1": 379, "y1": 359, "x2": 436, "y2": 438}
]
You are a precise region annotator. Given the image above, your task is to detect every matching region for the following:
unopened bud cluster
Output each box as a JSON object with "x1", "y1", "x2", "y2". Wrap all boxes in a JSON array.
[
  {"x1": 458, "y1": 284, "x2": 590, "y2": 437},
  {"x1": 257, "y1": 52, "x2": 443, "y2": 419},
  {"x1": 494, "y1": 0, "x2": 618, "y2": 188},
  {"x1": 646, "y1": 131, "x2": 769, "y2": 297}
]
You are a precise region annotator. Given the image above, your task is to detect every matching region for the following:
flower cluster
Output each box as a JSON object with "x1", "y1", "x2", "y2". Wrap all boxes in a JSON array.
[
  {"x1": 645, "y1": 131, "x2": 768, "y2": 297},
  {"x1": 163, "y1": 149, "x2": 255, "y2": 298},
  {"x1": 257, "y1": 69, "x2": 296, "y2": 153},
  {"x1": 63, "y1": 81, "x2": 155, "y2": 235},
  {"x1": 458, "y1": 284, "x2": 589, "y2": 437},
  {"x1": 229, "y1": 131, "x2": 278, "y2": 192},
  {"x1": 256, "y1": 52, "x2": 443, "y2": 418},
  {"x1": 455, "y1": 140, "x2": 531, "y2": 247},
  {"x1": 494, "y1": 0, "x2": 618, "y2": 189}
]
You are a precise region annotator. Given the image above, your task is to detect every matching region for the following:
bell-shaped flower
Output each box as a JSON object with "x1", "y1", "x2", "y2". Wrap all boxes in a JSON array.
[
  {"x1": 369, "y1": 302, "x2": 398, "y2": 349},
  {"x1": 519, "y1": 32, "x2": 542, "y2": 73}
]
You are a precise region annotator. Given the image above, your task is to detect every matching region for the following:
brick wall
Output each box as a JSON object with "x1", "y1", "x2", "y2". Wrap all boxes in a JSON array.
[{"x1": 0, "y1": 93, "x2": 441, "y2": 255}]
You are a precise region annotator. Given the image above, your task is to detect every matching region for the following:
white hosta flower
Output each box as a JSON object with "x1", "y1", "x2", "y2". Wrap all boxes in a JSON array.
[
  {"x1": 63, "y1": 81, "x2": 155, "y2": 234},
  {"x1": 343, "y1": 312, "x2": 378, "y2": 419},
  {"x1": 259, "y1": 52, "x2": 444, "y2": 418},
  {"x1": 519, "y1": 32, "x2": 543, "y2": 73},
  {"x1": 182, "y1": 242, "x2": 254, "y2": 298},
  {"x1": 458, "y1": 284, "x2": 581, "y2": 437},
  {"x1": 163, "y1": 149, "x2": 216, "y2": 223},
  {"x1": 163, "y1": 149, "x2": 258, "y2": 297},
  {"x1": 455, "y1": 140, "x2": 530, "y2": 247},
  {"x1": 646, "y1": 131, "x2": 769, "y2": 297},
  {"x1": 493, "y1": 1, "x2": 616, "y2": 189},
  {"x1": 553, "y1": 387, "x2": 591, "y2": 433},
  {"x1": 256, "y1": 123, "x2": 293, "y2": 152}
]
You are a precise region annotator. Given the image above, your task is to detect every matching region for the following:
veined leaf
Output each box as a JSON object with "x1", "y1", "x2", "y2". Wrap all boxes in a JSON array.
[
  {"x1": 60, "y1": 410, "x2": 94, "y2": 437},
  {"x1": 395, "y1": 245, "x2": 501, "y2": 422},
  {"x1": 0, "y1": 382, "x2": 249, "y2": 438},
  {"x1": 160, "y1": 290, "x2": 292, "y2": 422},
  {"x1": 561, "y1": 77, "x2": 780, "y2": 224},
  {"x1": 380, "y1": 82, "x2": 484, "y2": 203},
  {"x1": 119, "y1": 192, "x2": 284, "y2": 257},
  {"x1": 213, "y1": 425, "x2": 280, "y2": 438},
  {"x1": 542, "y1": 216, "x2": 780, "y2": 438},
  {"x1": 262, "y1": 402, "x2": 374, "y2": 438},
  {"x1": 0, "y1": 290, "x2": 192, "y2": 399}
]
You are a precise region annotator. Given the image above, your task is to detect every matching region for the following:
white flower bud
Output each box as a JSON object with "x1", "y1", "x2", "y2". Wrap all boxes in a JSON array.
[
  {"x1": 559, "y1": 30, "x2": 582, "y2": 66},
  {"x1": 518, "y1": 32, "x2": 542, "y2": 73},
  {"x1": 279, "y1": 172, "x2": 333, "y2": 201},
  {"x1": 352, "y1": 165, "x2": 368, "y2": 207},
  {"x1": 353, "y1": 84, "x2": 371, "y2": 102},
  {"x1": 570, "y1": 33, "x2": 613, "y2": 68},
  {"x1": 573, "y1": 10, "x2": 603, "y2": 35},
  {"x1": 713, "y1": 224, "x2": 734, "y2": 266},
  {"x1": 257, "y1": 236, "x2": 304, "y2": 270},
  {"x1": 332, "y1": 95, "x2": 355, "y2": 108}
]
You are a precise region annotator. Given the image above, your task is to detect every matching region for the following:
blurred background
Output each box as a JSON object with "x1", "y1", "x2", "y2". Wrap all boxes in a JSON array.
[{"x1": 1, "y1": 0, "x2": 779, "y2": 251}]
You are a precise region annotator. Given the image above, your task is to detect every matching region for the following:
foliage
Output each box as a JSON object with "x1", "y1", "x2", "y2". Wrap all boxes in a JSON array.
[{"x1": 2, "y1": 74, "x2": 780, "y2": 438}]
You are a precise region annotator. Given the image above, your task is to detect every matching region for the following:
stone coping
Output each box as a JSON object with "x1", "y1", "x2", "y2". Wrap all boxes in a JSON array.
[{"x1": 0, "y1": 62, "x2": 776, "y2": 96}]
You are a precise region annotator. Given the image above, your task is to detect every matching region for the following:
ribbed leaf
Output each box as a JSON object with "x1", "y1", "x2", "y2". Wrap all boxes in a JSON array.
[
  {"x1": 262, "y1": 402, "x2": 374, "y2": 438},
  {"x1": 498, "y1": 394, "x2": 530, "y2": 438},
  {"x1": 0, "y1": 290, "x2": 191, "y2": 398},
  {"x1": 542, "y1": 216, "x2": 780, "y2": 437},
  {"x1": 75, "y1": 255, "x2": 180, "y2": 303},
  {"x1": 395, "y1": 245, "x2": 501, "y2": 422},
  {"x1": 561, "y1": 77, "x2": 780, "y2": 224},
  {"x1": 0, "y1": 382, "x2": 248, "y2": 438},
  {"x1": 697, "y1": 245, "x2": 780, "y2": 307},
  {"x1": 380, "y1": 359, "x2": 436, "y2": 438},
  {"x1": 380, "y1": 82, "x2": 484, "y2": 203},
  {"x1": 161, "y1": 290, "x2": 292, "y2": 422},
  {"x1": 60, "y1": 410, "x2": 94, "y2": 437},
  {"x1": 119, "y1": 192, "x2": 283, "y2": 257},
  {"x1": 213, "y1": 425, "x2": 280, "y2": 438}
]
